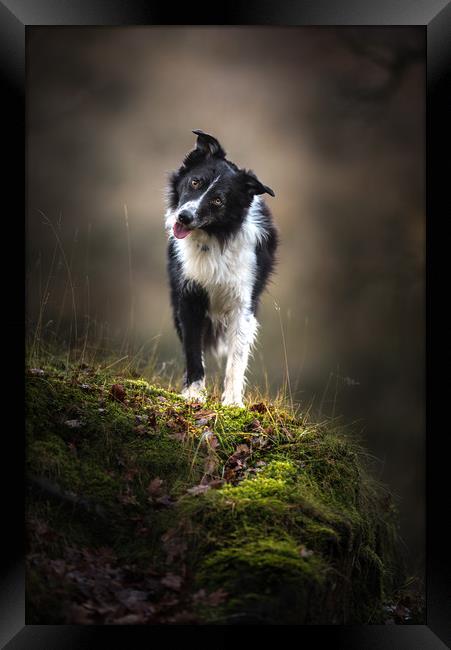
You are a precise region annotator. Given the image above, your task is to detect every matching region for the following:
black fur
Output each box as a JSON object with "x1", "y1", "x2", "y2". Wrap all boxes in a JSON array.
[{"x1": 251, "y1": 201, "x2": 278, "y2": 315}]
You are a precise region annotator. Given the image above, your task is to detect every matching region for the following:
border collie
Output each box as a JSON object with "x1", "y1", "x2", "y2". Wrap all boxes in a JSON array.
[{"x1": 165, "y1": 130, "x2": 278, "y2": 406}]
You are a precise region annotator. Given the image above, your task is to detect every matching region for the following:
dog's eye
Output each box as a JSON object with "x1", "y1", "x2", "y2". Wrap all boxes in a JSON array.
[
  {"x1": 191, "y1": 178, "x2": 201, "y2": 189},
  {"x1": 211, "y1": 197, "x2": 222, "y2": 207}
]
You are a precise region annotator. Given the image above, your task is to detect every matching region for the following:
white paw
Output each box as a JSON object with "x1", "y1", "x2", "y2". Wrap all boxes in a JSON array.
[
  {"x1": 181, "y1": 380, "x2": 207, "y2": 402},
  {"x1": 221, "y1": 391, "x2": 244, "y2": 408}
]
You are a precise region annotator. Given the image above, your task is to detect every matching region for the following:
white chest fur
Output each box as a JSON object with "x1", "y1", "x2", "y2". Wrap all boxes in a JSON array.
[
  {"x1": 170, "y1": 197, "x2": 267, "y2": 322},
  {"x1": 176, "y1": 232, "x2": 256, "y2": 317}
]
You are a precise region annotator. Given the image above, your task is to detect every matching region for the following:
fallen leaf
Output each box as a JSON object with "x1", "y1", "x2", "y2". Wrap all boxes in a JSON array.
[
  {"x1": 65, "y1": 419, "x2": 82, "y2": 429},
  {"x1": 254, "y1": 437, "x2": 270, "y2": 449},
  {"x1": 166, "y1": 414, "x2": 189, "y2": 430},
  {"x1": 166, "y1": 610, "x2": 199, "y2": 624},
  {"x1": 161, "y1": 573, "x2": 183, "y2": 591},
  {"x1": 136, "y1": 526, "x2": 150, "y2": 536},
  {"x1": 200, "y1": 430, "x2": 219, "y2": 449},
  {"x1": 186, "y1": 484, "x2": 211, "y2": 496},
  {"x1": 207, "y1": 479, "x2": 225, "y2": 490},
  {"x1": 246, "y1": 419, "x2": 264, "y2": 433},
  {"x1": 114, "y1": 614, "x2": 145, "y2": 625},
  {"x1": 223, "y1": 468, "x2": 237, "y2": 482},
  {"x1": 111, "y1": 384, "x2": 126, "y2": 402},
  {"x1": 226, "y1": 443, "x2": 251, "y2": 469},
  {"x1": 155, "y1": 494, "x2": 174, "y2": 507},
  {"x1": 249, "y1": 402, "x2": 267, "y2": 413},
  {"x1": 146, "y1": 411, "x2": 158, "y2": 428},
  {"x1": 194, "y1": 411, "x2": 216, "y2": 426},
  {"x1": 69, "y1": 604, "x2": 94, "y2": 625},
  {"x1": 116, "y1": 588, "x2": 148, "y2": 608},
  {"x1": 168, "y1": 430, "x2": 186, "y2": 442},
  {"x1": 192, "y1": 587, "x2": 228, "y2": 606},
  {"x1": 147, "y1": 478, "x2": 164, "y2": 496},
  {"x1": 195, "y1": 417, "x2": 210, "y2": 427},
  {"x1": 194, "y1": 410, "x2": 216, "y2": 420},
  {"x1": 206, "y1": 588, "x2": 228, "y2": 606},
  {"x1": 192, "y1": 589, "x2": 207, "y2": 603},
  {"x1": 48, "y1": 558, "x2": 67, "y2": 576}
]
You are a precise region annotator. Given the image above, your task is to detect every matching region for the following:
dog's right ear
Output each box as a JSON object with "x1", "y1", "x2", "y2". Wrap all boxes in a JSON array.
[
  {"x1": 182, "y1": 130, "x2": 226, "y2": 168},
  {"x1": 239, "y1": 170, "x2": 275, "y2": 198}
]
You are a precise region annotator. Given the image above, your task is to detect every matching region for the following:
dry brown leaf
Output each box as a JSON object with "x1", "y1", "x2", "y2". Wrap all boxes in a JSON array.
[
  {"x1": 111, "y1": 384, "x2": 126, "y2": 402},
  {"x1": 186, "y1": 484, "x2": 211, "y2": 496},
  {"x1": 147, "y1": 478, "x2": 164, "y2": 497},
  {"x1": 168, "y1": 430, "x2": 186, "y2": 442},
  {"x1": 208, "y1": 479, "x2": 225, "y2": 490},
  {"x1": 249, "y1": 402, "x2": 267, "y2": 413},
  {"x1": 161, "y1": 573, "x2": 183, "y2": 591}
]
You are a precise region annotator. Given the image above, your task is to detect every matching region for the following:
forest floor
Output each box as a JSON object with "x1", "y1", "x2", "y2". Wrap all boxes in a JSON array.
[{"x1": 25, "y1": 362, "x2": 425, "y2": 625}]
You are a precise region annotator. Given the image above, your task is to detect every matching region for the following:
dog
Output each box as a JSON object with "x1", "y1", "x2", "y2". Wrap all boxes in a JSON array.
[{"x1": 165, "y1": 130, "x2": 278, "y2": 406}]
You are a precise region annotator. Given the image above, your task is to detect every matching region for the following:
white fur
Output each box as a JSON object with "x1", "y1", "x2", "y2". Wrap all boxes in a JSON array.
[
  {"x1": 222, "y1": 310, "x2": 259, "y2": 406},
  {"x1": 168, "y1": 196, "x2": 268, "y2": 406},
  {"x1": 181, "y1": 378, "x2": 206, "y2": 402}
]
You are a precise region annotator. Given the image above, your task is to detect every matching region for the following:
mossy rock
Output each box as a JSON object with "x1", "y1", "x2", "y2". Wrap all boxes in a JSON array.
[{"x1": 25, "y1": 366, "x2": 404, "y2": 625}]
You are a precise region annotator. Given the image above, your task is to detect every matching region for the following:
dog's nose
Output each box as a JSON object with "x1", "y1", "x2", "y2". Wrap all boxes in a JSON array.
[{"x1": 178, "y1": 210, "x2": 194, "y2": 226}]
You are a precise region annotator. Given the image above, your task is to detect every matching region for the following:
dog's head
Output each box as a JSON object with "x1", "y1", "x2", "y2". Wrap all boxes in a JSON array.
[{"x1": 166, "y1": 130, "x2": 274, "y2": 241}]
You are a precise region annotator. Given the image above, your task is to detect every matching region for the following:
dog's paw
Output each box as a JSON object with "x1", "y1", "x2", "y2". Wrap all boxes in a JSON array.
[
  {"x1": 221, "y1": 391, "x2": 244, "y2": 408},
  {"x1": 181, "y1": 380, "x2": 207, "y2": 403}
]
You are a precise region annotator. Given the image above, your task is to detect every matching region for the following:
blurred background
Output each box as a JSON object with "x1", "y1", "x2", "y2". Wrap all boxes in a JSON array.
[{"x1": 26, "y1": 27, "x2": 425, "y2": 577}]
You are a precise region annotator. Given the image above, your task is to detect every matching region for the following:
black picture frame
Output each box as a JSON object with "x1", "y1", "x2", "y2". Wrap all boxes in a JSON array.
[{"x1": 2, "y1": 1, "x2": 450, "y2": 647}]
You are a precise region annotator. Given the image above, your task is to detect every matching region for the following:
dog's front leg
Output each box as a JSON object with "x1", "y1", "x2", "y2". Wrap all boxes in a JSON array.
[
  {"x1": 222, "y1": 309, "x2": 258, "y2": 407},
  {"x1": 179, "y1": 285, "x2": 207, "y2": 402}
]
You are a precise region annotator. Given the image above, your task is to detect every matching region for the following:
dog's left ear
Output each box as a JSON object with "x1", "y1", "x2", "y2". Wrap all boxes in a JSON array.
[
  {"x1": 240, "y1": 170, "x2": 275, "y2": 198},
  {"x1": 192, "y1": 129, "x2": 226, "y2": 158}
]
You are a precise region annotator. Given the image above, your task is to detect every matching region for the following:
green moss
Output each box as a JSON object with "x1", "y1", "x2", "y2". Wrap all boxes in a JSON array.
[
  {"x1": 213, "y1": 405, "x2": 257, "y2": 434},
  {"x1": 174, "y1": 454, "x2": 401, "y2": 623},
  {"x1": 198, "y1": 535, "x2": 328, "y2": 624},
  {"x1": 122, "y1": 378, "x2": 183, "y2": 404},
  {"x1": 26, "y1": 365, "x2": 405, "y2": 625}
]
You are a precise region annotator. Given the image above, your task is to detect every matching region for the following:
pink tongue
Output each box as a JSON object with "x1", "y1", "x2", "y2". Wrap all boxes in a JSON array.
[{"x1": 173, "y1": 223, "x2": 192, "y2": 239}]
